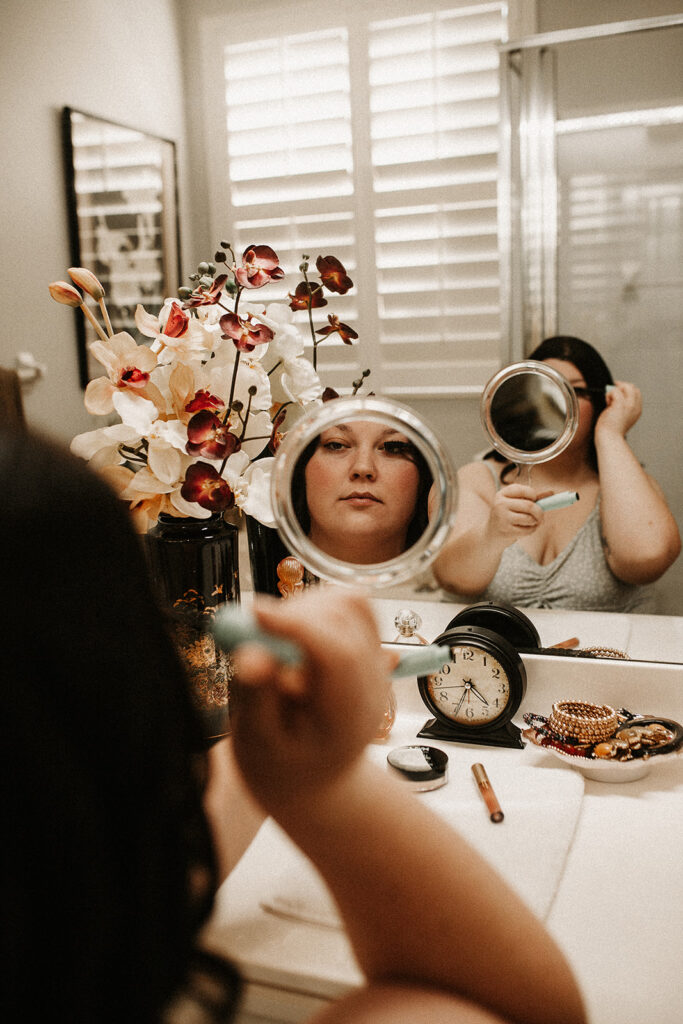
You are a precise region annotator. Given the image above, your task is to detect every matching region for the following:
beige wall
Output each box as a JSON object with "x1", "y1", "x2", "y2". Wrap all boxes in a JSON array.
[{"x1": 0, "y1": 0, "x2": 195, "y2": 443}]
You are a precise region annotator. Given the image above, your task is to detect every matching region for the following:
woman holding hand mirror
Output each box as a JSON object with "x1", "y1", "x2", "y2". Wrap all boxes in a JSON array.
[{"x1": 433, "y1": 336, "x2": 680, "y2": 611}]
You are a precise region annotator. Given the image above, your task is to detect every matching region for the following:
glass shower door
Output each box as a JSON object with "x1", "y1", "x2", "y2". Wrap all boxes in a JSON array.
[{"x1": 499, "y1": 17, "x2": 683, "y2": 613}]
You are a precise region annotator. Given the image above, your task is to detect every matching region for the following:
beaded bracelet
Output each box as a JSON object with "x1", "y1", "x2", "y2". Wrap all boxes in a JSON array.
[{"x1": 548, "y1": 700, "x2": 617, "y2": 745}]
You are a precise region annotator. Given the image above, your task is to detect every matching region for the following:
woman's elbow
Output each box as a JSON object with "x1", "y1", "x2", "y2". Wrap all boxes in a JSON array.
[{"x1": 609, "y1": 528, "x2": 681, "y2": 584}]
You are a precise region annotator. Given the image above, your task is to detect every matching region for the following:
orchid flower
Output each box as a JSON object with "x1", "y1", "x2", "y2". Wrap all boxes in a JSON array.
[
  {"x1": 234, "y1": 245, "x2": 285, "y2": 289},
  {"x1": 84, "y1": 332, "x2": 163, "y2": 416},
  {"x1": 52, "y1": 240, "x2": 359, "y2": 529},
  {"x1": 135, "y1": 301, "x2": 217, "y2": 365}
]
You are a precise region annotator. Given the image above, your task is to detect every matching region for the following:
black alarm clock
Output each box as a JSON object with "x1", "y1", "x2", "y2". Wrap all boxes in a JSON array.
[
  {"x1": 444, "y1": 600, "x2": 541, "y2": 652},
  {"x1": 417, "y1": 623, "x2": 527, "y2": 749}
]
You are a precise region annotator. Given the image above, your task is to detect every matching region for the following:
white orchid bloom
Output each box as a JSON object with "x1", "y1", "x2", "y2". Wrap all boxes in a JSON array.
[
  {"x1": 237, "y1": 410, "x2": 273, "y2": 461},
  {"x1": 280, "y1": 356, "x2": 324, "y2": 405},
  {"x1": 135, "y1": 301, "x2": 217, "y2": 365},
  {"x1": 112, "y1": 389, "x2": 159, "y2": 435},
  {"x1": 70, "y1": 422, "x2": 140, "y2": 468},
  {"x1": 231, "y1": 360, "x2": 273, "y2": 414},
  {"x1": 254, "y1": 302, "x2": 306, "y2": 361},
  {"x1": 169, "y1": 487, "x2": 212, "y2": 519},
  {"x1": 239, "y1": 457, "x2": 277, "y2": 527}
]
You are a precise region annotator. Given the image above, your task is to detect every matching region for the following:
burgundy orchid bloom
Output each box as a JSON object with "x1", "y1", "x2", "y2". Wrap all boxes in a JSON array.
[
  {"x1": 164, "y1": 302, "x2": 190, "y2": 337},
  {"x1": 181, "y1": 462, "x2": 235, "y2": 511},
  {"x1": 234, "y1": 245, "x2": 285, "y2": 289},
  {"x1": 267, "y1": 404, "x2": 288, "y2": 454},
  {"x1": 288, "y1": 281, "x2": 327, "y2": 311},
  {"x1": 118, "y1": 367, "x2": 150, "y2": 389},
  {"x1": 185, "y1": 389, "x2": 225, "y2": 414},
  {"x1": 219, "y1": 312, "x2": 274, "y2": 352},
  {"x1": 186, "y1": 411, "x2": 241, "y2": 460},
  {"x1": 315, "y1": 314, "x2": 359, "y2": 345},
  {"x1": 316, "y1": 255, "x2": 353, "y2": 294},
  {"x1": 322, "y1": 386, "x2": 340, "y2": 402},
  {"x1": 183, "y1": 274, "x2": 229, "y2": 308}
]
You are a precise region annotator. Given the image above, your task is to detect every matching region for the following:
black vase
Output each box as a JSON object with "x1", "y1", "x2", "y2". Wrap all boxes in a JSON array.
[
  {"x1": 144, "y1": 512, "x2": 240, "y2": 740},
  {"x1": 245, "y1": 515, "x2": 293, "y2": 596}
]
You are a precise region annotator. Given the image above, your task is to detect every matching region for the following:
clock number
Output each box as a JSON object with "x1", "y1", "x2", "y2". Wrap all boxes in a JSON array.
[
  {"x1": 492, "y1": 667, "x2": 500, "y2": 679},
  {"x1": 465, "y1": 706, "x2": 475, "y2": 719},
  {"x1": 462, "y1": 650, "x2": 474, "y2": 661}
]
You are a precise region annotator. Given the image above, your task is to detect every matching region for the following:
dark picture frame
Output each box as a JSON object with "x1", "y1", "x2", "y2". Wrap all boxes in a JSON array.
[{"x1": 62, "y1": 107, "x2": 181, "y2": 388}]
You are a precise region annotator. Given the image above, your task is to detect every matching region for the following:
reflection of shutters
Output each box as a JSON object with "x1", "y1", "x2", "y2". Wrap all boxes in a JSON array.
[
  {"x1": 369, "y1": 4, "x2": 506, "y2": 394},
  {"x1": 213, "y1": 2, "x2": 507, "y2": 395}
]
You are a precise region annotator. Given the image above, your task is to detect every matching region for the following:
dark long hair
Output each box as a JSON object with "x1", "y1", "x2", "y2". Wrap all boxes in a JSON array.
[
  {"x1": 0, "y1": 431, "x2": 240, "y2": 1022},
  {"x1": 487, "y1": 336, "x2": 614, "y2": 477},
  {"x1": 291, "y1": 432, "x2": 433, "y2": 553}
]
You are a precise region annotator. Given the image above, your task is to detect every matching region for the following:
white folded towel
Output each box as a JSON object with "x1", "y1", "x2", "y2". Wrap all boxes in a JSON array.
[{"x1": 258, "y1": 755, "x2": 584, "y2": 928}]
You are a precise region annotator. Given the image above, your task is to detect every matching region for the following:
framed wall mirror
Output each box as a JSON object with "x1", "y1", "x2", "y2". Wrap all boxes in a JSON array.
[{"x1": 62, "y1": 107, "x2": 181, "y2": 388}]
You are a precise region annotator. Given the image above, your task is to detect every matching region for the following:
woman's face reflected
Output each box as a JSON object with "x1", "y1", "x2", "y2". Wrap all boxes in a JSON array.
[{"x1": 304, "y1": 421, "x2": 421, "y2": 563}]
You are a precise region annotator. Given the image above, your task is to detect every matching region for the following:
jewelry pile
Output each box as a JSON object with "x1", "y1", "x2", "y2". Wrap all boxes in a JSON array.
[{"x1": 523, "y1": 701, "x2": 681, "y2": 761}]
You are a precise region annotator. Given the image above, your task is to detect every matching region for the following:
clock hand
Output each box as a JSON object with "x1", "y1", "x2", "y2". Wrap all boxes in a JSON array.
[
  {"x1": 469, "y1": 684, "x2": 489, "y2": 706},
  {"x1": 453, "y1": 689, "x2": 468, "y2": 716}
]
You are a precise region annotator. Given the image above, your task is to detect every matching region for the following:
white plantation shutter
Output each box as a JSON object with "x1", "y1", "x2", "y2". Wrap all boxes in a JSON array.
[
  {"x1": 204, "y1": 0, "x2": 508, "y2": 395},
  {"x1": 370, "y1": 5, "x2": 505, "y2": 393}
]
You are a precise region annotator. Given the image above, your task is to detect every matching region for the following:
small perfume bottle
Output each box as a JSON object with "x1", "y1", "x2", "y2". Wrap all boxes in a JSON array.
[{"x1": 375, "y1": 680, "x2": 398, "y2": 742}]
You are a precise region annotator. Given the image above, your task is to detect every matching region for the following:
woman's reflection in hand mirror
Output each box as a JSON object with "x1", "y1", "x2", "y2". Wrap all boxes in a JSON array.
[
  {"x1": 481, "y1": 361, "x2": 579, "y2": 470},
  {"x1": 271, "y1": 397, "x2": 455, "y2": 587}
]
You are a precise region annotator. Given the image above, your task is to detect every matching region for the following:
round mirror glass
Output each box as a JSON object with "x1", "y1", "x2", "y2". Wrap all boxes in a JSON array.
[
  {"x1": 271, "y1": 397, "x2": 456, "y2": 587},
  {"x1": 480, "y1": 361, "x2": 579, "y2": 465}
]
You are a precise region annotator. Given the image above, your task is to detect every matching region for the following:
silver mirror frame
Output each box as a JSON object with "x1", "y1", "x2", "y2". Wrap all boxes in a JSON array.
[
  {"x1": 271, "y1": 396, "x2": 456, "y2": 587},
  {"x1": 480, "y1": 360, "x2": 579, "y2": 465}
]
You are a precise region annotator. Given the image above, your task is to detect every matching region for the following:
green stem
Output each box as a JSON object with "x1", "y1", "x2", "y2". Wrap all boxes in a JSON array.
[
  {"x1": 301, "y1": 266, "x2": 317, "y2": 371},
  {"x1": 224, "y1": 351, "x2": 242, "y2": 422}
]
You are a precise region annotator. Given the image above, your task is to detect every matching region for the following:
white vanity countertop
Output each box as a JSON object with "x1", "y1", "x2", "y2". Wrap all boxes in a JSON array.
[{"x1": 207, "y1": 599, "x2": 683, "y2": 1024}]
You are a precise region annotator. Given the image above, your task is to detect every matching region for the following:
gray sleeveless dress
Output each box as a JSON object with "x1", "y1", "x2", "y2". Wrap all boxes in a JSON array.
[{"x1": 480, "y1": 463, "x2": 653, "y2": 612}]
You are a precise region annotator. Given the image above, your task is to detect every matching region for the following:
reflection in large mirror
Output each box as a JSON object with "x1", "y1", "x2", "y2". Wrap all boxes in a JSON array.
[
  {"x1": 432, "y1": 337, "x2": 681, "y2": 629},
  {"x1": 271, "y1": 397, "x2": 455, "y2": 587},
  {"x1": 481, "y1": 360, "x2": 578, "y2": 466}
]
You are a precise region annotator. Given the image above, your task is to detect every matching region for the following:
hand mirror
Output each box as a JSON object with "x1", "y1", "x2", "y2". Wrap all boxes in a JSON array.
[
  {"x1": 270, "y1": 396, "x2": 456, "y2": 587},
  {"x1": 480, "y1": 360, "x2": 579, "y2": 466}
]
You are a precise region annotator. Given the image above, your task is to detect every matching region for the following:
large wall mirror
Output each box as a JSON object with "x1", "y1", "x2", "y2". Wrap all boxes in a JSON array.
[{"x1": 62, "y1": 107, "x2": 181, "y2": 388}]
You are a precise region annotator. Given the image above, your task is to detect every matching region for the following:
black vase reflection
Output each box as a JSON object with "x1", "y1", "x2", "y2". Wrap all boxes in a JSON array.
[{"x1": 144, "y1": 512, "x2": 240, "y2": 740}]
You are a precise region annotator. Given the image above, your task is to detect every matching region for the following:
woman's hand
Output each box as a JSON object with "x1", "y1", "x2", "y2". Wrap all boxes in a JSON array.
[
  {"x1": 230, "y1": 590, "x2": 395, "y2": 816},
  {"x1": 485, "y1": 483, "x2": 551, "y2": 543},
  {"x1": 595, "y1": 380, "x2": 642, "y2": 439}
]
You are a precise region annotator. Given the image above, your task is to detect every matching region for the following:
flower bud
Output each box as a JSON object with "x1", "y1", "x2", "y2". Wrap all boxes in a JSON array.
[
  {"x1": 49, "y1": 281, "x2": 83, "y2": 307},
  {"x1": 68, "y1": 267, "x2": 105, "y2": 300}
]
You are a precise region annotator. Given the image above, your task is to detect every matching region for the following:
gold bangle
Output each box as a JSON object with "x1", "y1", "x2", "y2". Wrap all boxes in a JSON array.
[{"x1": 548, "y1": 700, "x2": 618, "y2": 744}]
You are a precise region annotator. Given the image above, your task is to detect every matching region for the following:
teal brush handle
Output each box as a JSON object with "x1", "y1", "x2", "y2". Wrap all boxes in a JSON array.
[{"x1": 213, "y1": 606, "x2": 449, "y2": 678}]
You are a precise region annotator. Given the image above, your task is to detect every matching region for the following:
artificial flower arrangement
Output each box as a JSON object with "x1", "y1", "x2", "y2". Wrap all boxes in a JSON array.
[{"x1": 49, "y1": 244, "x2": 364, "y2": 532}]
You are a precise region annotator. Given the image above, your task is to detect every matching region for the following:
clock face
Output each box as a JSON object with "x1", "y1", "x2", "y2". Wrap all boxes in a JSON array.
[{"x1": 426, "y1": 644, "x2": 511, "y2": 726}]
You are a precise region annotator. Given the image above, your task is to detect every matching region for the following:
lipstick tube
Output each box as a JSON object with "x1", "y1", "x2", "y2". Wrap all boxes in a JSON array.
[{"x1": 471, "y1": 763, "x2": 504, "y2": 823}]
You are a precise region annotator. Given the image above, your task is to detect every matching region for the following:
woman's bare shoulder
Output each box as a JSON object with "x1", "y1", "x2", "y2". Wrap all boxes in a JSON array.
[
  {"x1": 458, "y1": 459, "x2": 500, "y2": 498},
  {"x1": 309, "y1": 982, "x2": 508, "y2": 1024}
]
